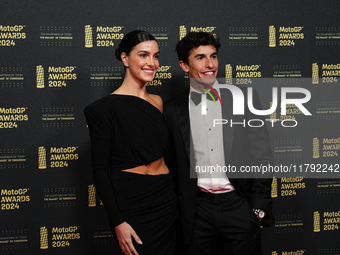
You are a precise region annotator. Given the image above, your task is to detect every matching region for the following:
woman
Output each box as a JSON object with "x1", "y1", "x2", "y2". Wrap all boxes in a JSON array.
[{"x1": 84, "y1": 30, "x2": 177, "y2": 255}]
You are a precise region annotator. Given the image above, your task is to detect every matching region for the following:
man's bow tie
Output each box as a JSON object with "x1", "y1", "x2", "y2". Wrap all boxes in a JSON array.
[{"x1": 190, "y1": 91, "x2": 219, "y2": 106}]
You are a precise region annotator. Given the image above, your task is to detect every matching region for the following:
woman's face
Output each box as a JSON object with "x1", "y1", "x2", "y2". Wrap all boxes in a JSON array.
[{"x1": 123, "y1": 40, "x2": 160, "y2": 84}]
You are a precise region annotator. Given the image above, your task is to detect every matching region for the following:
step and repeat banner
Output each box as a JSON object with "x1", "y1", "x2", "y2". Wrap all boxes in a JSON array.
[{"x1": 1, "y1": 1, "x2": 340, "y2": 254}]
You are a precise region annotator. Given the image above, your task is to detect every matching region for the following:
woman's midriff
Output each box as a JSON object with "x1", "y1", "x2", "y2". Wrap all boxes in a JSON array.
[{"x1": 121, "y1": 157, "x2": 169, "y2": 175}]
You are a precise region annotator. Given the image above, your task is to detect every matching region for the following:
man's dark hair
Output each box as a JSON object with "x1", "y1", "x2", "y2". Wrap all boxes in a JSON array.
[{"x1": 175, "y1": 32, "x2": 221, "y2": 64}]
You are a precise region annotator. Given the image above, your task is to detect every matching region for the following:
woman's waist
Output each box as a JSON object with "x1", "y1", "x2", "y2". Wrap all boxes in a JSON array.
[
  {"x1": 116, "y1": 157, "x2": 169, "y2": 175},
  {"x1": 111, "y1": 166, "x2": 174, "y2": 201}
]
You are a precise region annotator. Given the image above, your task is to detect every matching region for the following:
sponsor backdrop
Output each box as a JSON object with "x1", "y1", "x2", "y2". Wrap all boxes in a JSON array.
[{"x1": 1, "y1": 0, "x2": 340, "y2": 254}]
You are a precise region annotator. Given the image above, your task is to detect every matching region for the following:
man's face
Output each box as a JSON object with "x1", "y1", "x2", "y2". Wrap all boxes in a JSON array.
[{"x1": 179, "y1": 45, "x2": 218, "y2": 89}]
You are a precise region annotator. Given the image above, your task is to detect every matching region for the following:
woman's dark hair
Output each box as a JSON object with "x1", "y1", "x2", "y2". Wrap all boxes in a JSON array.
[
  {"x1": 115, "y1": 30, "x2": 156, "y2": 61},
  {"x1": 175, "y1": 32, "x2": 221, "y2": 65}
]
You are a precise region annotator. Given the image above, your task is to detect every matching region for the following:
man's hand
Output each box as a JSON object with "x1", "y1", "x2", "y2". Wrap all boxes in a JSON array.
[{"x1": 115, "y1": 222, "x2": 143, "y2": 255}]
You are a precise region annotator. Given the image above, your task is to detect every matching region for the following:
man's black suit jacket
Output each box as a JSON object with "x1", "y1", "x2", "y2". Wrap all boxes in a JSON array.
[{"x1": 163, "y1": 85, "x2": 275, "y2": 245}]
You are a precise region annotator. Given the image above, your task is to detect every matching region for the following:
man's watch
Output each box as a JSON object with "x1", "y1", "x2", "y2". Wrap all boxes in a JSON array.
[{"x1": 253, "y1": 208, "x2": 266, "y2": 220}]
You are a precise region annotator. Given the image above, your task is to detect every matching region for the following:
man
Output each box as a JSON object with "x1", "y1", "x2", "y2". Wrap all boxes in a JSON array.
[{"x1": 164, "y1": 32, "x2": 274, "y2": 255}]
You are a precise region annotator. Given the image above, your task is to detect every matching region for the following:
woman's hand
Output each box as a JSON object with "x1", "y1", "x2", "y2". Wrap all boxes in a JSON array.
[{"x1": 114, "y1": 222, "x2": 143, "y2": 255}]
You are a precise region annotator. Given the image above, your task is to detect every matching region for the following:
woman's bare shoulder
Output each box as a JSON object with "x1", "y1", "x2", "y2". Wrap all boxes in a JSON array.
[{"x1": 149, "y1": 94, "x2": 163, "y2": 112}]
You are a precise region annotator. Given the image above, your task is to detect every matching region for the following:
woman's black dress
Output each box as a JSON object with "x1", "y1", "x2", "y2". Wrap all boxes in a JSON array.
[{"x1": 84, "y1": 95, "x2": 177, "y2": 254}]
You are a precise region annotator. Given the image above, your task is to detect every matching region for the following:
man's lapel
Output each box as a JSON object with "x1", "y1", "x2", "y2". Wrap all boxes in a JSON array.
[
  {"x1": 174, "y1": 89, "x2": 198, "y2": 181},
  {"x1": 174, "y1": 88, "x2": 191, "y2": 159},
  {"x1": 220, "y1": 88, "x2": 235, "y2": 163}
]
